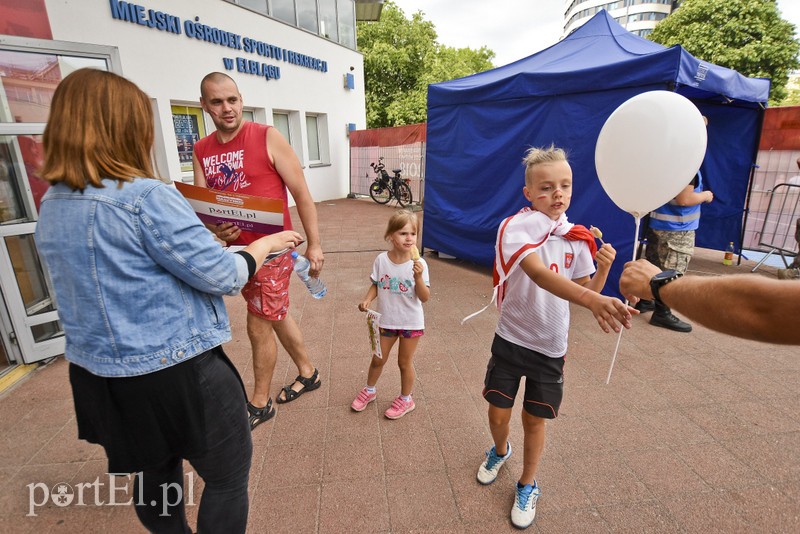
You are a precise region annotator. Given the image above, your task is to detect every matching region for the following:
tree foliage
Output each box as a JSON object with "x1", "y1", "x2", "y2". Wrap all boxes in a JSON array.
[
  {"x1": 357, "y1": 1, "x2": 495, "y2": 128},
  {"x1": 648, "y1": 0, "x2": 799, "y2": 104},
  {"x1": 781, "y1": 84, "x2": 800, "y2": 106}
]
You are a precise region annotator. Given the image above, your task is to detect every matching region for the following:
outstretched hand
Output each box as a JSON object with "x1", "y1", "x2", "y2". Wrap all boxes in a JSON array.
[
  {"x1": 265, "y1": 230, "x2": 304, "y2": 252},
  {"x1": 244, "y1": 230, "x2": 304, "y2": 268},
  {"x1": 586, "y1": 293, "x2": 637, "y2": 333}
]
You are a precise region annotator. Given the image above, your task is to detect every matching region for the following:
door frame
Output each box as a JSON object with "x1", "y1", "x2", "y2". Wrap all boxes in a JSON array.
[
  {"x1": 0, "y1": 222, "x2": 63, "y2": 362},
  {"x1": 0, "y1": 35, "x2": 121, "y2": 363}
]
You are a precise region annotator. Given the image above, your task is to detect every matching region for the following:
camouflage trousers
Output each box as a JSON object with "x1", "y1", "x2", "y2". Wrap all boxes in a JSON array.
[{"x1": 644, "y1": 228, "x2": 695, "y2": 274}]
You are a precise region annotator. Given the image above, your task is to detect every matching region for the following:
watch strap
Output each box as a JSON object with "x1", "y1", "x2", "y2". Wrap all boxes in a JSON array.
[{"x1": 650, "y1": 270, "x2": 683, "y2": 305}]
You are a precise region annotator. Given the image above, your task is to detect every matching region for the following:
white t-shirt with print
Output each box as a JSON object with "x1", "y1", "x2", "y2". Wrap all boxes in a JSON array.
[
  {"x1": 495, "y1": 235, "x2": 595, "y2": 358},
  {"x1": 371, "y1": 251, "x2": 429, "y2": 330}
]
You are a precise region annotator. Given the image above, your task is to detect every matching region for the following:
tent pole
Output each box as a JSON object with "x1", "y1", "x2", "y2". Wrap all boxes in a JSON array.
[{"x1": 739, "y1": 106, "x2": 766, "y2": 266}]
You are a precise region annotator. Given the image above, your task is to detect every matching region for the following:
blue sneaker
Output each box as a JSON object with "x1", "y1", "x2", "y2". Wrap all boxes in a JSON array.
[
  {"x1": 476, "y1": 442, "x2": 512, "y2": 485},
  {"x1": 511, "y1": 481, "x2": 540, "y2": 529}
]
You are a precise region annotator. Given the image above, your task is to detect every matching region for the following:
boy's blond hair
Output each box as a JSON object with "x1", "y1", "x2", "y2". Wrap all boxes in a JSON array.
[
  {"x1": 522, "y1": 145, "x2": 567, "y2": 185},
  {"x1": 385, "y1": 209, "x2": 419, "y2": 240}
]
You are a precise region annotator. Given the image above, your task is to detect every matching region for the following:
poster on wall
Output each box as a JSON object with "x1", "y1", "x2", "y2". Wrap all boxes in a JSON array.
[{"x1": 171, "y1": 106, "x2": 206, "y2": 173}]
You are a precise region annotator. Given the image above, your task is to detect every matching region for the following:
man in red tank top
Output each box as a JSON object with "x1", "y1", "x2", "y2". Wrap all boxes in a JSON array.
[{"x1": 193, "y1": 72, "x2": 323, "y2": 430}]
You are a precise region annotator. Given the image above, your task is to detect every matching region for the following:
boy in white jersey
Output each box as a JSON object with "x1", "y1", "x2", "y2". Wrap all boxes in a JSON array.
[{"x1": 476, "y1": 146, "x2": 635, "y2": 529}]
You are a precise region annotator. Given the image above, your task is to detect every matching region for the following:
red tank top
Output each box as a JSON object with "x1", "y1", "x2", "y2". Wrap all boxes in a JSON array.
[{"x1": 194, "y1": 122, "x2": 292, "y2": 245}]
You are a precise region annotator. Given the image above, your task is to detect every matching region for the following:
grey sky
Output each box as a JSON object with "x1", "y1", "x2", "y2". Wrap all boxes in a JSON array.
[{"x1": 392, "y1": 0, "x2": 800, "y2": 68}]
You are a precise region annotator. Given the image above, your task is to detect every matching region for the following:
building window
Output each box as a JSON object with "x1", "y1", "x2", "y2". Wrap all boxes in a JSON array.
[
  {"x1": 274, "y1": 110, "x2": 304, "y2": 161},
  {"x1": 271, "y1": 0, "x2": 296, "y2": 24},
  {"x1": 338, "y1": 0, "x2": 356, "y2": 48},
  {"x1": 226, "y1": 0, "x2": 358, "y2": 50},
  {"x1": 238, "y1": 0, "x2": 268, "y2": 14},
  {"x1": 273, "y1": 112, "x2": 292, "y2": 143},
  {"x1": 318, "y1": 0, "x2": 338, "y2": 41},
  {"x1": 296, "y1": 0, "x2": 318, "y2": 32},
  {"x1": 306, "y1": 114, "x2": 321, "y2": 161},
  {"x1": 171, "y1": 105, "x2": 207, "y2": 175},
  {"x1": 305, "y1": 113, "x2": 329, "y2": 165}
]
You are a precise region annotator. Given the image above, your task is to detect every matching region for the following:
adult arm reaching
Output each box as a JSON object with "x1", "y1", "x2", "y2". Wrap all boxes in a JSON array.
[
  {"x1": 619, "y1": 259, "x2": 800, "y2": 345},
  {"x1": 242, "y1": 231, "x2": 304, "y2": 267},
  {"x1": 520, "y1": 252, "x2": 635, "y2": 334}
]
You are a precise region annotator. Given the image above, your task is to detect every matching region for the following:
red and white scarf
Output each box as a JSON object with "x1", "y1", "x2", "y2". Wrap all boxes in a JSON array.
[{"x1": 462, "y1": 208, "x2": 597, "y2": 323}]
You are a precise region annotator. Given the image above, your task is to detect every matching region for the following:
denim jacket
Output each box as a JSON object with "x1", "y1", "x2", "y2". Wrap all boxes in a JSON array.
[{"x1": 35, "y1": 178, "x2": 250, "y2": 377}]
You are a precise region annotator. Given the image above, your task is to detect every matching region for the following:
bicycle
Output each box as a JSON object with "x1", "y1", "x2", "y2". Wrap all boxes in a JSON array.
[{"x1": 368, "y1": 157, "x2": 413, "y2": 207}]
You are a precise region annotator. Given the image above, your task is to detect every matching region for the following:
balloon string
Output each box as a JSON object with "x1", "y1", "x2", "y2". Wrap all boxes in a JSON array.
[
  {"x1": 606, "y1": 216, "x2": 641, "y2": 385},
  {"x1": 606, "y1": 325, "x2": 625, "y2": 385}
]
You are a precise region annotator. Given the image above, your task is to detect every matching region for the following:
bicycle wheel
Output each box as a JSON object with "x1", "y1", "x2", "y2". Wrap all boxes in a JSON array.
[
  {"x1": 369, "y1": 181, "x2": 391, "y2": 204},
  {"x1": 396, "y1": 181, "x2": 413, "y2": 207}
]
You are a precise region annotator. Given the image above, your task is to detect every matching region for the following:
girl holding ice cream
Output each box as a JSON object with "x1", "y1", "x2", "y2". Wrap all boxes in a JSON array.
[{"x1": 353, "y1": 209, "x2": 430, "y2": 419}]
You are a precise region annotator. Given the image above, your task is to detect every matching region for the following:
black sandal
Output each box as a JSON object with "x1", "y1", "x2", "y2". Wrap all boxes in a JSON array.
[
  {"x1": 247, "y1": 398, "x2": 275, "y2": 430},
  {"x1": 275, "y1": 368, "x2": 321, "y2": 404}
]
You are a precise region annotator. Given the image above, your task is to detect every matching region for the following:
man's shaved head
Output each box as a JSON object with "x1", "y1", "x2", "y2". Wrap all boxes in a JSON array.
[{"x1": 200, "y1": 72, "x2": 238, "y2": 99}]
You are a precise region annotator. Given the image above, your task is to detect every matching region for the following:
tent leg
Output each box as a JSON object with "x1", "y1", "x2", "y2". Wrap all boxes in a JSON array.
[{"x1": 751, "y1": 248, "x2": 778, "y2": 272}]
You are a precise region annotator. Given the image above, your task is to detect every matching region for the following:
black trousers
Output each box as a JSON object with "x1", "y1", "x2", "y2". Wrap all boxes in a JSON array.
[{"x1": 131, "y1": 350, "x2": 252, "y2": 533}]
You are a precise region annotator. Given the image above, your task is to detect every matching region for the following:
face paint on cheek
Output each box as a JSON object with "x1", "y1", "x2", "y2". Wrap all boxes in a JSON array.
[{"x1": 536, "y1": 194, "x2": 548, "y2": 200}]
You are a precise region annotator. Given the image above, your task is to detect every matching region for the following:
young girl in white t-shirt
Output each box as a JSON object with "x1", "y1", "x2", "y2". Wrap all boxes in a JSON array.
[{"x1": 352, "y1": 209, "x2": 430, "y2": 419}]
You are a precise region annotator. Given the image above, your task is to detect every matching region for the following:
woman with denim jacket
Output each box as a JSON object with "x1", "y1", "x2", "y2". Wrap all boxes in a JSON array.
[{"x1": 33, "y1": 69, "x2": 302, "y2": 533}]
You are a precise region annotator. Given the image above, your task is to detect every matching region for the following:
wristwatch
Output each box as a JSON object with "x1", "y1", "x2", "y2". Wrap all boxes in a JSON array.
[{"x1": 649, "y1": 270, "x2": 683, "y2": 305}]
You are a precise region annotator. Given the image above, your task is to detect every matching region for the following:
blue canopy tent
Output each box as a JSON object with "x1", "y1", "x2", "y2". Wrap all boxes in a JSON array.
[{"x1": 423, "y1": 10, "x2": 770, "y2": 298}]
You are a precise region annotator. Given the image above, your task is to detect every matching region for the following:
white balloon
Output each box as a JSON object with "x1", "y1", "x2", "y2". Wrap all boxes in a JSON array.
[{"x1": 594, "y1": 91, "x2": 708, "y2": 218}]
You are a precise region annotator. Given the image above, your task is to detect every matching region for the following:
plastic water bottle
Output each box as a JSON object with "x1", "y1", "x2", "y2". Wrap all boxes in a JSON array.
[
  {"x1": 291, "y1": 251, "x2": 327, "y2": 299},
  {"x1": 723, "y1": 242, "x2": 735, "y2": 266}
]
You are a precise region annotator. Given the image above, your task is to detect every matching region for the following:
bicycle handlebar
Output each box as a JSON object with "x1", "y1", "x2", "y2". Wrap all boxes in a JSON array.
[{"x1": 370, "y1": 157, "x2": 404, "y2": 181}]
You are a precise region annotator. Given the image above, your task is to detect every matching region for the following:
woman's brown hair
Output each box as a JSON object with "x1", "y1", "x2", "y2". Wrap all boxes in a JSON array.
[{"x1": 40, "y1": 68, "x2": 157, "y2": 190}]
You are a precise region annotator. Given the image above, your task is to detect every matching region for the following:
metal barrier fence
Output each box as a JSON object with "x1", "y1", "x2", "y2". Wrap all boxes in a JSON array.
[
  {"x1": 751, "y1": 182, "x2": 800, "y2": 271},
  {"x1": 349, "y1": 124, "x2": 426, "y2": 207},
  {"x1": 350, "y1": 144, "x2": 425, "y2": 206}
]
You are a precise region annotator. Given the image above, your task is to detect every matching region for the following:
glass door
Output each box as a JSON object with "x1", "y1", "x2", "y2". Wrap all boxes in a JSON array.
[
  {"x1": 0, "y1": 290, "x2": 23, "y2": 375},
  {"x1": 0, "y1": 221, "x2": 62, "y2": 363},
  {"x1": 0, "y1": 36, "x2": 120, "y2": 363}
]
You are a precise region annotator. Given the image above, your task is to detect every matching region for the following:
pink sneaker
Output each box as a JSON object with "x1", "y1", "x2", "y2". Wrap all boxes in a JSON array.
[
  {"x1": 351, "y1": 387, "x2": 377, "y2": 412},
  {"x1": 384, "y1": 395, "x2": 415, "y2": 419}
]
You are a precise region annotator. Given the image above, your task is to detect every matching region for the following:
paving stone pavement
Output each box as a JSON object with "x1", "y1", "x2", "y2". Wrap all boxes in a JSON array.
[{"x1": 1, "y1": 197, "x2": 798, "y2": 533}]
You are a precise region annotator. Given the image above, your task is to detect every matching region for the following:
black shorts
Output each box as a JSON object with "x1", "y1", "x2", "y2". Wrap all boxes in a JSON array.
[{"x1": 483, "y1": 334, "x2": 565, "y2": 419}]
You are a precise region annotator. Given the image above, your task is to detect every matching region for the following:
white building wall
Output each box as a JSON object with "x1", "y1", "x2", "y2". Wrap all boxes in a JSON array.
[{"x1": 44, "y1": 0, "x2": 366, "y2": 203}]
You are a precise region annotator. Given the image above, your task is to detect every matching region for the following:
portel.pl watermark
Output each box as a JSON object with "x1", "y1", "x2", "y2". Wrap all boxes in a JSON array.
[{"x1": 27, "y1": 472, "x2": 195, "y2": 517}]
